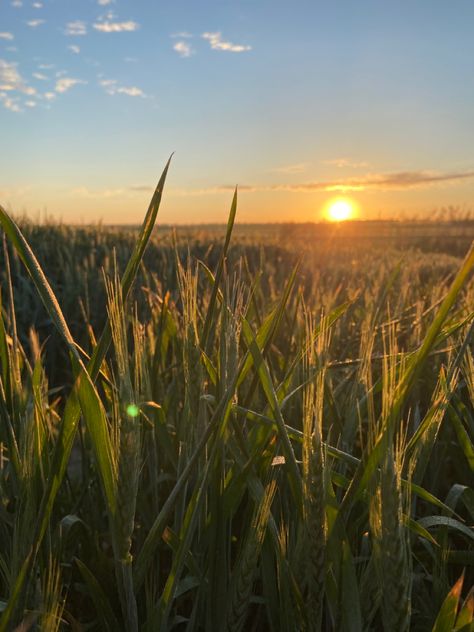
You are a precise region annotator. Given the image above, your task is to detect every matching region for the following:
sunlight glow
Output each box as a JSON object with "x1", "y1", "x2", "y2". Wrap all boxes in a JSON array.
[{"x1": 326, "y1": 198, "x2": 356, "y2": 222}]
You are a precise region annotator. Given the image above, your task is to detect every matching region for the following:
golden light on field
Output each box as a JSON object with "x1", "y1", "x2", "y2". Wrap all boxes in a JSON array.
[{"x1": 325, "y1": 198, "x2": 356, "y2": 222}]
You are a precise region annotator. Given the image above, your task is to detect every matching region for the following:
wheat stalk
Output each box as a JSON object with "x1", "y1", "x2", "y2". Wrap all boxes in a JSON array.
[{"x1": 226, "y1": 479, "x2": 276, "y2": 632}]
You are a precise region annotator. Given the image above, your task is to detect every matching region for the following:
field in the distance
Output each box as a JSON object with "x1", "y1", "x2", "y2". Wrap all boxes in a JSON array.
[{"x1": 0, "y1": 205, "x2": 473, "y2": 631}]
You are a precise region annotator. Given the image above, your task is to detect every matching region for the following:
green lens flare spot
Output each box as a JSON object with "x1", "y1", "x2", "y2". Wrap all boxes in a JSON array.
[{"x1": 126, "y1": 403, "x2": 140, "y2": 418}]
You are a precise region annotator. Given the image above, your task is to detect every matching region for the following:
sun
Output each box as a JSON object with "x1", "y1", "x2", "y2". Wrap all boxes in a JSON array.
[{"x1": 326, "y1": 198, "x2": 356, "y2": 222}]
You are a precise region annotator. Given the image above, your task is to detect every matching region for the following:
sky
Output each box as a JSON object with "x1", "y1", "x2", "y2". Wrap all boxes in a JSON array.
[{"x1": 0, "y1": 0, "x2": 473, "y2": 224}]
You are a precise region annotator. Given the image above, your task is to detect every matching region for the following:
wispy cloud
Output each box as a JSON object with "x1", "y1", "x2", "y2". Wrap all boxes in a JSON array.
[
  {"x1": 93, "y1": 20, "x2": 139, "y2": 33},
  {"x1": 129, "y1": 185, "x2": 153, "y2": 192},
  {"x1": 171, "y1": 31, "x2": 193, "y2": 39},
  {"x1": 0, "y1": 59, "x2": 35, "y2": 96},
  {"x1": 32, "y1": 72, "x2": 48, "y2": 80},
  {"x1": 295, "y1": 170, "x2": 474, "y2": 192},
  {"x1": 163, "y1": 170, "x2": 474, "y2": 196},
  {"x1": 202, "y1": 32, "x2": 251, "y2": 53},
  {"x1": 0, "y1": 185, "x2": 32, "y2": 198},
  {"x1": 65, "y1": 21, "x2": 87, "y2": 36},
  {"x1": 116, "y1": 86, "x2": 144, "y2": 96},
  {"x1": 99, "y1": 78, "x2": 117, "y2": 93},
  {"x1": 99, "y1": 78, "x2": 145, "y2": 97},
  {"x1": 55, "y1": 77, "x2": 86, "y2": 93},
  {"x1": 26, "y1": 19, "x2": 45, "y2": 28},
  {"x1": 271, "y1": 163, "x2": 308, "y2": 174},
  {"x1": 71, "y1": 186, "x2": 137, "y2": 199},
  {"x1": 98, "y1": 0, "x2": 115, "y2": 4},
  {"x1": 11, "y1": 0, "x2": 23, "y2": 7},
  {"x1": 0, "y1": 94, "x2": 21, "y2": 112},
  {"x1": 173, "y1": 41, "x2": 194, "y2": 58},
  {"x1": 32, "y1": 2, "x2": 43, "y2": 8},
  {"x1": 68, "y1": 45, "x2": 80, "y2": 54},
  {"x1": 0, "y1": 33, "x2": 14, "y2": 41},
  {"x1": 323, "y1": 158, "x2": 370, "y2": 169}
]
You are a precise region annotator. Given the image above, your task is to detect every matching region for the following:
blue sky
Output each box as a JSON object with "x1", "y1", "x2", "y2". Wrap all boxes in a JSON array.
[{"x1": 1, "y1": 0, "x2": 473, "y2": 223}]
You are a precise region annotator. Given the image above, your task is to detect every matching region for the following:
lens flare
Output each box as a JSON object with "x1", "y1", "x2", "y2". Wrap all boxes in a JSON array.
[{"x1": 126, "y1": 403, "x2": 140, "y2": 418}]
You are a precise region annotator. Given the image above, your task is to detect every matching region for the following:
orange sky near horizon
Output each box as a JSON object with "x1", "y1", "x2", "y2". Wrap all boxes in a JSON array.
[{"x1": 3, "y1": 169, "x2": 473, "y2": 225}]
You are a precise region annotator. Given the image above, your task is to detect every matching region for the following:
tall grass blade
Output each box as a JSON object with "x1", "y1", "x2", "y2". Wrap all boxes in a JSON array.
[{"x1": 341, "y1": 242, "x2": 474, "y2": 515}]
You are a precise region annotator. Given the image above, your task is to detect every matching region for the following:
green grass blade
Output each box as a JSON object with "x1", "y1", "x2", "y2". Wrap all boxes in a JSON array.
[
  {"x1": 341, "y1": 242, "x2": 474, "y2": 516},
  {"x1": 70, "y1": 355, "x2": 117, "y2": 514},
  {"x1": 0, "y1": 206, "x2": 78, "y2": 355},
  {"x1": 417, "y1": 516, "x2": 474, "y2": 542},
  {"x1": 201, "y1": 188, "x2": 237, "y2": 353},
  {"x1": 88, "y1": 154, "x2": 173, "y2": 378},
  {"x1": 238, "y1": 264, "x2": 299, "y2": 391},
  {"x1": 0, "y1": 159, "x2": 172, "y2": 630},
  {"x1": 449, "y1": 406, "x2": 474, "y2": 472},
  {"x1": 242, "y1": 319, "x2": 303, "y2": 511},
  {"x1": 75, "y1": 558, "x2": 122, "y2": 631},
  {"x1": 432, "y1": 573, "x2": 464, "y2": 632}
]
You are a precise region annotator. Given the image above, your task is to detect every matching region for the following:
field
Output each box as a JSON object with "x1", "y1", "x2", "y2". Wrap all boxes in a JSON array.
[{"x1": 0, "y1": 174, "x2": 474, "y2": 631}]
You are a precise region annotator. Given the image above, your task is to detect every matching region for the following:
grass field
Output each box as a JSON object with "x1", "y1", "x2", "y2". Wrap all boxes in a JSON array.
[{"x1": 0, "y1": 169, "x2": 473, "y2": 630}]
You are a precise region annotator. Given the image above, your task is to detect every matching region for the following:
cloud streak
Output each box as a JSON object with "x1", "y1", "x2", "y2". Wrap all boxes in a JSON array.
[
  {"x1": 26, "y1": 19, "x2": 45, "y2": 27},
  {"x1": 313, "y1": 170, "x2": 474, "y2": 192},
  {"x1": 171, "y1": 31, "x2": 193, "y2": 39},
  {"x1": 55, "y1": 77, "x2": 86, "y2": 93},
  {"x1": 93, "y1": 20, "x2": 139, "y2": 33},
  {"x1": 99, "y1": 78, "x2": 145, "y2": 97},
  {"x1": 0, "y1": 33, "x2": 14, "y2": 41},
  {"x1": 71, "y1": 186, "x2": 137, "y2": 199},
  {"x1": 202, "y1": 32, "x2": 251, "y2": 52},
  {"x1": 323, "y1": 158, "x2": 370, "y2": 169},
  {"x1": 116, "y1": 86, "x2": 144, "y2": 96},
  {"x1": 271, "y1": 163, "x2": 308, "y2": 174},
  {"x1": 65, "y1": 21, "x2": 87, "y2": 36},
  {"x1": 148, "y1": 170, "x2": 474, "y2": 197}
]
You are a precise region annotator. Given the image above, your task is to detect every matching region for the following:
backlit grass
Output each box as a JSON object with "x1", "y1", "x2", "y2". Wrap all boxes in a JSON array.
[{"x1": 0, "y1": 163, "x2": 473, "y2": 631}]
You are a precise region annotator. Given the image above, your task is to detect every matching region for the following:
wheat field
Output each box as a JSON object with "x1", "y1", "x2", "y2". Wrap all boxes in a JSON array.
[{"x1": 0, "y1": 163, "x2": 473, "y2": 631}]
